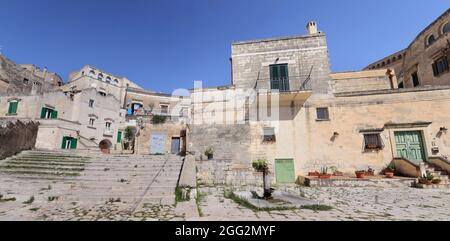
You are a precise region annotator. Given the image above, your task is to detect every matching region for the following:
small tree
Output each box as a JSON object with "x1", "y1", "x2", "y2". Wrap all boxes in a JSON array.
[
  {"x1": 124, "y1": 126, "x2": 136, "y2": 151},
  {"x1": 252, "y1": 159, "x2": 272, "y2": 199},
  {"x1": 152, "y1": 115, "x2": 167, "y2": 124}
]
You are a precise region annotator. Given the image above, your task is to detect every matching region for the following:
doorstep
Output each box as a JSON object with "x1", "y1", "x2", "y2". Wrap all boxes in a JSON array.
[{"x1": 298, "y1": 175, "x2": 416, "y2": 188}]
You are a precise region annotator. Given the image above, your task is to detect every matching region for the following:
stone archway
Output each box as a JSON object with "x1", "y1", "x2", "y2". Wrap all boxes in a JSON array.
[{"x1": 99, "y1": 139, "x2": 112, "y2": 154}]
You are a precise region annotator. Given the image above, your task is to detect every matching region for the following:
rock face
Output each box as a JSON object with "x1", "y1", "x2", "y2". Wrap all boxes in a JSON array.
[
  {"x1": 0, "y1": 55, "x2": 60, "y2": 95},
  {"x1": 0, "y1": 119, "x2": 39, "y2": 160}
]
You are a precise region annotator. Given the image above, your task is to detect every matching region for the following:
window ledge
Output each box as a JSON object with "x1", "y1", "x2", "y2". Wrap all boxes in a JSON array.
[
  {"x1": 87, "y1": 126, "x2": 97, "y2": 130},
  {"x1": 316, "y1": 119, "x2": 330, "y2": 122},
  {"x1": 5, "y1": 113, "x2": 17, "y2": 116},
  {"x1": 363, "y1": 149, "x2": 383, "y2": 153}
]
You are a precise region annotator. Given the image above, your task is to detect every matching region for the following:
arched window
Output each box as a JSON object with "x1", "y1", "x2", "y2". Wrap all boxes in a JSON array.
[
  {"x1": 106, "y1": 76, "x2": 111, "y2": 83},
  {"x1": 89, "y1": 70, "x2": 96, "y2": 77},
  {"x1": 113, "y1": 79, "x2": 119, "y2": 85},
  {"x1": 98, "y1": 73, "x2": 104, "y2": 81},
  {"x1": 398, "y1": 55, "x2": 402, "y2": 60},
  {"x1": 443, "y1": 22, "x2": 450, "y2": 34},
  {"x1": 427, "y1": 34, "x2": 436, "y2": 46}
]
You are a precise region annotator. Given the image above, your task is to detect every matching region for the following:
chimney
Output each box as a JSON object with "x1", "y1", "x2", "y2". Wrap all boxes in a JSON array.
[{"x1": 306, "y1": 21, "x2": 318, "y2": 35}]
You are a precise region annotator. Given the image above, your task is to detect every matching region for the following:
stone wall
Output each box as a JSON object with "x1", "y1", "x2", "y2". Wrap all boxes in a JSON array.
[
  {"x1": 231, "y1": 33, "x2": 331, "y2": 93},
  {"x1": 0, "y1": 55, "x2": 58, "y2": 95},
  {"x1": 0, "y1": 119, "x2": 39, "y2": 159},
  {"x1": 189, "y1": 124, "x2": 263, "y2": 186}
]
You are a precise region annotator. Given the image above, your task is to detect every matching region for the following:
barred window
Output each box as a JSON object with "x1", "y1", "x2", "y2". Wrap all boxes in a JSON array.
[{"x1": 364, "y1": 134, "x2": 383, "y2": 151}]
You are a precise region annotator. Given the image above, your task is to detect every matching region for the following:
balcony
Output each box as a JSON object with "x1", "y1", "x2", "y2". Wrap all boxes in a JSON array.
[{"x1": 254, "y1": 76, "x2": 312, "y2": 106}]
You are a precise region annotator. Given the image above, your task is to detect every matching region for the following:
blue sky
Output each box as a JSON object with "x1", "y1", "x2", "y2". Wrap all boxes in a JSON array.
[{"x1": 0, "y1": 0, "x2": 447, "y2": 93}]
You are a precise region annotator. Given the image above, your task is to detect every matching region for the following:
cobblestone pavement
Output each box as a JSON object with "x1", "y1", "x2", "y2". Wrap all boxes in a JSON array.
[
  {"x1": 194, "y1": 186, "x2": 450, "y2": 221},
  {"x1": 1, "y1": 176, "x2": 450, "y2": 221},
  {"x1": 0, "y1": 176, "x2": 186, "y2": 221}
]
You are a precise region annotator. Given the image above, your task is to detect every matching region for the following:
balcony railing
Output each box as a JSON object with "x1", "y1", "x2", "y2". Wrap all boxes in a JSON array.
[
  {"x1": 270, "y1": 78, "x2": 290, "y2": 92},
  {"x1": 255, "y1": 76, "x2": 312, "y2": 92}
]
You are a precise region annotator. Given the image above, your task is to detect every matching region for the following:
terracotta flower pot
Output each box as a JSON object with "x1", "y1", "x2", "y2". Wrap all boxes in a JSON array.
[
  {"x1": 355, "y1": 171, "x2": 365, "y2": 179},
  {"x1": 318, "y1": 174, "x2": 332, "y2": 179},
  {"x1": 308, "y1": 172, "x2": 320, "y2": 177},
  {"x1": 385, "y1": 172, "x2": 394, "y2": 178}
]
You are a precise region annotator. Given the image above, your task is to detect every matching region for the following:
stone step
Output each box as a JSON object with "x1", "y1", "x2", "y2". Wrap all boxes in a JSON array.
[
  {"x1": 18, "y1": 154, "x2": 90, "y2": 159},
  {"x1": 13, "y1": 158, "x2": 91, "y2": 163},
  {"x1": 414, "y1": 183, "x2": 450, "y2": 189},
  {"x1": 4, "y1": 161, "x2": 87, "y2": 167},
  {"x1": 0, "y1": 169, "x2": 81, "y2": 177},
  {"x1": 0, "y1": 164, "x2": 85, "y2": 172}
]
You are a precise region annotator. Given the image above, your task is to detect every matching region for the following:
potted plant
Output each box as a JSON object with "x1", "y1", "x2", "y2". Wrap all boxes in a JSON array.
[
  {"x1": 308, "y1": 171, "x2": 320, "y2": 177},
  {"x1": 384, "y1": 163, "x2": 395, "y2": 178},
  {"x1": 432, "y1": 179, "x2": 442, "y2": 185},
  {"x1": 252, "y1": 159, "x2": 272, "y2": 199},
  {"x1": 330, "y1": 166, "x2": 343, "y2": 176},
  {"x1": 318, "y1": 167, "x2": 332, "y2": 179},
  {"x1": 204, "y1": 147, "x2": 214, "y2": 160},
  {"x1": 365, "y1": 166, "x2": 375, "y2": 176},
  {"x1": 418, "y1": 172, "x2": 434, "y2": 185},
  {"x1": 355, "y1": 170, "x2": 365, "y2": 179}
]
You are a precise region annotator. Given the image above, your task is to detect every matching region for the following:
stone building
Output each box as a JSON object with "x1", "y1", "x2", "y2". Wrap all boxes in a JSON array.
[
  {"x1": 190, "y1": 21, "x2": 450, "y2": 186},
  {"x1": 365, "y1": 8, "x2": 450, "y2": 89},
  {"x1": 0, "y1": 55, "x2": 62, "y2": 95},
  {"x1": 125, "y1": 87, "x2": 190, "y2": 155},
  {"x1": 0, "y1": 88, "x2": 126, "y2": 152}
]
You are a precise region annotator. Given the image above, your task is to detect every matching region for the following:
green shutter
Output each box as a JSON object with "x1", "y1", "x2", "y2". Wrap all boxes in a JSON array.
[
  {"x1": 8, "y1": 102, "x2": 18, "y2": 114},
  {"x1": 117, "y1": 131, "x2": 122, "y2": 143},
  {"x1": 41, "y1": 107, "x2": 47, "y2": 119},
  {"x1": 280, "y1": 64, "x2": 288, "y2": 78},
  {"x1": 70, "y1": 138, "x2": 78, "y2": 149},
  {"x1": 50, "y1": 110, "x2": 58, "y2": 119},
  {"x1": 61, "y1": 136, "x2": 67, "y2": 149}
]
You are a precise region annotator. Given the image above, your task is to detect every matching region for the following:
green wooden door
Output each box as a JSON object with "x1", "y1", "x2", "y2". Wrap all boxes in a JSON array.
[
  {"x1": 117, "y1": 131, "x2": 122, "y2": 143},
  {"x1": 275, "y1": 159, "x2": 296, "y2": 184},
  {"x1": 395, "y1": 131, "x2": 425, "y2": 164}
]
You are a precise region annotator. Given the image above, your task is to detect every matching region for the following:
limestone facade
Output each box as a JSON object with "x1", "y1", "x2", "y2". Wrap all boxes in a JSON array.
[{"x1": 365, "y1": 8, "x2": 450, "y2": 88}]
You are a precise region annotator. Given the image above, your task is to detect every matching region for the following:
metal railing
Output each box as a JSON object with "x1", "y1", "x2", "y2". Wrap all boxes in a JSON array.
[
  {"x1": 254, "y1": 75, "x2": 312, "y2": 92},
  {"x1": 270, "y1": 78, "x2": 290, "y2": 92}
]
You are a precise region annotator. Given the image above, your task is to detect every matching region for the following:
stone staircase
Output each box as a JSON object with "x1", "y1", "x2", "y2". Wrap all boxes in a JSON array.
[
  {"x1": 414, "y1": 162, "x2": 450, "y2": 189},
  {"x1": 0, "y1": 150, "x2": 91, "y2": 178},
  {"x1": 0, "y1": 150, "x2": 185, "y2": 206}
]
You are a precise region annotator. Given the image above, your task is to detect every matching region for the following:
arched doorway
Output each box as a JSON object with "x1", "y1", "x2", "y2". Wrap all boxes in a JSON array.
[{"x1": 99, "y1": 139, "x2": 112, "y2": 154}]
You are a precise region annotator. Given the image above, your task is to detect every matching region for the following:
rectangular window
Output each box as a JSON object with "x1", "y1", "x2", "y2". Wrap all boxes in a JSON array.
[
  {"x1": 263, "y1": 127, "x2": 276, "y2": 142},
  {"x1": 40, "y1": 107, "x2": 58, "y2": 119},
  {"x1": 160, "y1": 105, "x2": 169, "y2": 115},
  {"x1": 7, "y1": 101, "x2": 18, "y2": 115},
  {"x1": 316, "y1": 107, "x2": 329, "y2": 121},
  {"x1": 105, "y1": 122, "x2": 111, "y2": 130},
  {"x1": 432, "y1": 56, "x2": 449, "y2": 76},
  {"x1": 270, "y1": 64, "x2": 289, "y2": 91},
  {"x1": 89, "y1": 99, "x2": 94, "y2": 108},
  {"x1": 364, "y1": 133, "x2": 383, "y2": 151},
  {"x1": 89, "y1": 118, "x2": 95, "y2": 127},
  {"x1": 411, "y1": 72, "x2": 420, "y2": 87}
]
